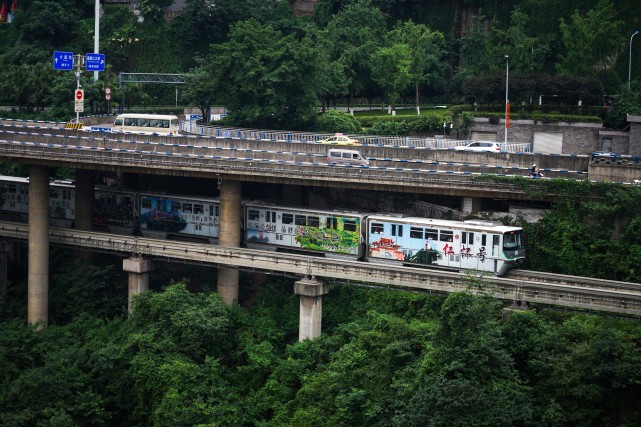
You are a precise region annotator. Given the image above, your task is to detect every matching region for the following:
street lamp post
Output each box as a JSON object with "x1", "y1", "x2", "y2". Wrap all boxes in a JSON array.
[
  {"x1": 94, "y1": 0, "x2": 100, "y2": 82},
  {"x1": 504, "y1": 55, "x2": 509, "y2": 145},
  {"x1": 629, "y1": 30, "x2": 640, "y2": 89}
]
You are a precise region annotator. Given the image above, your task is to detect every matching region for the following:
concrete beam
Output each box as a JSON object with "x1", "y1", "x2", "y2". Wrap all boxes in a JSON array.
[{"x1": 217, "y1": 179, "x2": 242, "y2": 304}]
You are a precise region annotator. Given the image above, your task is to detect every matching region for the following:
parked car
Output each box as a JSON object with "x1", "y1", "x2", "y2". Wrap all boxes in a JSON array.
[
  {"x1": 317, "y1": 133, "x2": 359, "y2": 145},
  {"x1": 454, "y1": 141, "x2": 502, "y2": 152}
]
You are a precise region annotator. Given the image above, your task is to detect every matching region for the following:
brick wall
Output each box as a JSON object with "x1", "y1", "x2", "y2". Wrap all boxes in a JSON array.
[{"x1": 467, "y1": 118, "x2": 607, "y2": 154}]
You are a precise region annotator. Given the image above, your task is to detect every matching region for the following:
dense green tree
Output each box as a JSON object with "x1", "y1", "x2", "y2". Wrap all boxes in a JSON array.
[
  {"x1": 393, "y1": 292, "x2": 534, "y2": 426},
  {"x1": 370, "y1": 44, "x2": 413, "y2": 114},
  {"x1": 387, "y1": 21, "x2": 447, "y2": 114},
  {"x1": 324, "y1": 0, "x2": 387, "y2": 113},
  {"x1": 557, "y1": 0, "x2": 624, "y2": 76},
  {"x1": 203, "y1": 19, "x2": 323, "y2": 128}
]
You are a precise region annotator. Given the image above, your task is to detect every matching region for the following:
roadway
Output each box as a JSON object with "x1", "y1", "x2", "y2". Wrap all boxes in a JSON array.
[{"x1": 0, "y1": 120, "x2": 595, "y2": 200}]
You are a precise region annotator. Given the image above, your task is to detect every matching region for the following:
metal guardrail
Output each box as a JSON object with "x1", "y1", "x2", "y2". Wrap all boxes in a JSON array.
[{"x1": 181, "y1": 121, "x2": 532, "y2": 153}]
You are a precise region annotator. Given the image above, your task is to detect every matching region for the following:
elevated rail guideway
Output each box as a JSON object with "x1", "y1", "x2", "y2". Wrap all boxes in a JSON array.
[{"x1": 0, "y1": 221, "x2": 639, "y2": 317}]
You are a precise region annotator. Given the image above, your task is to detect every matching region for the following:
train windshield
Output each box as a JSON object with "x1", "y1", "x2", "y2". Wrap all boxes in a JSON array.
[{"x1": 503, "y1": 230, "x2": 524, "y2": 250}]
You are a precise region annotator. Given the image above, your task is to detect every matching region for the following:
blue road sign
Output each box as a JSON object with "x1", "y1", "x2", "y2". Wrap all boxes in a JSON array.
[
  {"x1": 86, "y1": 53, "x2": 105, "y2": 72},
  {"x1": 53, "y1": 51, "x2": 74, "y2": 70}
]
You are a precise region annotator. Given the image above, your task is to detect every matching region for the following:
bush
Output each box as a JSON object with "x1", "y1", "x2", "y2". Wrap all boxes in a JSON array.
[
  {"x1": 316, "y1": 110, "x2": 361, "y2": 134},
  {"x1": 369, "y1": 120, "x2": 410, "y2": 136}
]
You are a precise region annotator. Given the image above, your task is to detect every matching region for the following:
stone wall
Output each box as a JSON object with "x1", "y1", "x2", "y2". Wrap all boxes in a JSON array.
[
  {"x1": 467, "y1": 118, "x2": 606, "y2": 154},
  {"x1": 627, "y1": 115, "x2": 641, "y2": 156}
]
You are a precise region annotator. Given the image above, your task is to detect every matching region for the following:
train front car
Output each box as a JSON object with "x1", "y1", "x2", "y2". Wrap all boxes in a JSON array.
[
  {"x1": 365, "y1": 216, "x2": 525, "y2": 276},
  {"x1": 243, "y1": 201, "x2": 363, "y2": 259}
]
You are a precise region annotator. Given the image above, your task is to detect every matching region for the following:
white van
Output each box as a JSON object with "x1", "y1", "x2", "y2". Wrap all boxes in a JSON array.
[{"x1": 327, "y1": 149, "x2": 370, "y2": 166}]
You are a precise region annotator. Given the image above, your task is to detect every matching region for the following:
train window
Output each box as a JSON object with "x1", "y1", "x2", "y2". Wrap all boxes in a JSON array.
[
  {"x1": 295, "y1": 215, "x2": 306, "y2": 226},
  {"x1": 344, "y1": 220, "x2": 357, "y2": 232},
  {"x1": 248, "y1": 209, "x2": 259, "y2": 221},
  {"x1": 391, "y1": 224, "x2": 403, "y2": 237},
  {"x1": 327, "y1": 217, "x2": 337, "y2": 230},
  {"x1": 308, "y1": 216, "x2": 319, "y2": 227},
  {"x1": 426, "y1": 228, "x2": 438, "y2": 240},
  {"x1": 268, "y1": 211, "x2": 276, "y2": 223},
  {"x1": 282, "y1": 213, "x2": 293, "y2": 224},
  {"x1": 461, "y1": 232, "x2": 467, "y2": 244},
  {"x1": 142, "y1": 198, "x2": 152, "y2": 209},
  {"x1": 468, "y1": 232, "x2": 474, "y2": 243},
  {"x1": 8, "y1": 184, "x2": 16, "y2": 193},
  {"x1": 440, "y1": 230, "x2": 453, "y2": 242},
  {"x1": 503, "y1": 232, "x2": 521, "y2": 249},
  {"x1": 410, "y1": 227, "x2": 423, "y2": 239},
  {"x1": 493, "y1": 235, "x2": 500, "y2": 246},
  {"x1": 371, "y1": 223, "x2": 384, "y2": 234},
  {"x1": 182, "y1": 203, "x2": 193, "y2": 213},
  {"x1": 194, "y1": 204, "x2": 204, "y2": 215},
  {"x1": 481, "y1": 234, "x2": 487, "y2": 246}
]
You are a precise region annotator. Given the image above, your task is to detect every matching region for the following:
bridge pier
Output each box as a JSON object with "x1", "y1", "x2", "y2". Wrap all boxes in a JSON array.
[
  {"x1": 123, "y1": 257, "x2": 154, "y2": 313},
  {"x1": 294, "y1": 277, "x2": 329, "y2": 341},
  {"x1": 217, "y1": 179, "x2": 242, "y2": 304},
  {"x1": 461, "y1": 197, "x2": 482, "y2": 214},
  {"x1": 28, "y1": 165, "x2": 50, "y2": 328},
  {"x1": 74, "y1": 170, "x2": 95, "y2": 262},
  {"x1": 74, "y1": 169, "x2": 94, "y2": 231}
]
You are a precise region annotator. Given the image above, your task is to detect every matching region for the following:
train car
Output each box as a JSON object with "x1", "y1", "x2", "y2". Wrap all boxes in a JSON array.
[
  {"x1": 0, "y1": 176, "x2": 75, "y2": 226},
  {"x1": 94, "y1": 187, "x2": 137, "y2": 233},
  {"x1": 365, "y1": 215, "x2": 524, "y2": 275},
  {"x1": 138, "y1": 192, "x2": 220, "y2": 241},
  {"x1": 243, "y1": 201, "x2": 364, "y2": 259},
  {"x1": 0, "y1": 176, "x2": 29, "y2": 218}
]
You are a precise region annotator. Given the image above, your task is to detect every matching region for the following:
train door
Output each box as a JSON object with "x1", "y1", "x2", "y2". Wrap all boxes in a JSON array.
[
  {"x1": 279, "y1": 211, "x2": 294, "y2": 247},
  {"x1": 492, "y1": 234, "x2": 501, "y2": 273}
]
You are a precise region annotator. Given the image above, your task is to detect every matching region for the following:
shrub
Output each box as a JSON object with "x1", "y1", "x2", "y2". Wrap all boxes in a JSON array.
[
  {"x1": 316, "y1": 110, "x2": 361, "y2": 134},
  {"x1": 369, "y1": 120, "x2": 410, "y2": 136}
]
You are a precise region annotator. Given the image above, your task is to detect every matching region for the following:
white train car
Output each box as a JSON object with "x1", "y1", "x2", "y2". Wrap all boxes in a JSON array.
[
  {"x1": 243, "y1": 201, "x2": 364, "y2": 259},
  {"x1": 365, "y1": 215, "x2": 525, "y2": 275},
  {"x1": 0, "y1": 176, "x2": 75, "y2": 226},
  {"x1": 138, "y1": 192, "x2": 220, "y2": 241}
]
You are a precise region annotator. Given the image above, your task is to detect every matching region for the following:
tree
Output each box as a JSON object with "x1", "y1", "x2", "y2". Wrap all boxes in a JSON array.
[
  {"x1": 557, "y1": 0, "x2": 624, "y2": 76},
  {"x1": 324, "y1": 0, "x2": 387, "y2": 113},
  {"x1": 370, "y1": 44, "x2": 413, "y2": 114},
  {"x1": 387, "y1": 21, "x2": 446, "y2": 114},
  {"x1": 203, "y1": 19, "x2": 323, "y2": 128}
]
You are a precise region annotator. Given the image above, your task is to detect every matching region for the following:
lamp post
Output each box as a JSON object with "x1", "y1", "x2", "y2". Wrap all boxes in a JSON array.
[
  {"x1": 629, "y1": 30, "x2": 639, "y2": 89},
  {"x1": 94, "y1": 0, "x2": 100, "y2": 81},
  {"x1": 504, "y1": 55, "x2": 509, "y2": 145}
]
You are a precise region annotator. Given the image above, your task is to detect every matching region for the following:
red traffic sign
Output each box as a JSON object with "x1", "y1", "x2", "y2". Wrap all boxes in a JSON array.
[
  {"x1": 75, "y1": 89, "x2": 84, "y2": 101},
  {"x1": 105, "y1": 87, "x2": 111, "y2": 95},
  {"x1": 105, "y1": 94, "x2": 111, "y2": 101}
]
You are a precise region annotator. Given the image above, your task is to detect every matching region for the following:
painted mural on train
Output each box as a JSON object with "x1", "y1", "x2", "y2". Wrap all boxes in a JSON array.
[{"x1": 245, "y1": 216, "x2": 360, "y2": 255}]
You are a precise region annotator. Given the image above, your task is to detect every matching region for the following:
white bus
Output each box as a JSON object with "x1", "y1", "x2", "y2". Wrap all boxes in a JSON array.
[{"x1": 112, "y1": 114, "x2": 180, "y2": 135}]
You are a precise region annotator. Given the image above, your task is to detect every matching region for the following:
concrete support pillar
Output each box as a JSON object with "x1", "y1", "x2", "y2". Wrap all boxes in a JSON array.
[
  {"x1": 0, "y1": 245, "x2": 7, "y2": 301},
  {"x1": 217, "y1": 179, "x2": 241, "y2": 304},
  {"x1": 74, "y1": 169, "x2": 95, "y2": 231},
  {"x1": 461, "y1": 197, "x2": 482, "y2": 214},
  {"x1": 28, "y1": 165, "x2": 49, "y2": 328},
  {"x1": 123, "y1": 257, "x2": 154, "y2": 313},
  {"x1": 294, "y1": 277, "x2": 329, "y2": 341}
]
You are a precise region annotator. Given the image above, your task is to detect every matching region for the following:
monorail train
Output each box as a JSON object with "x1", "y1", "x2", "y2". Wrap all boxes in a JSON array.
[{"x1": 0, "y1": 176, "x2": 525, "y2": 275}]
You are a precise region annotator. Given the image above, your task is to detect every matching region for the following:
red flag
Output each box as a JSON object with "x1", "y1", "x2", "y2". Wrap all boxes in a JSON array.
[{"x1": 505, "y1": 102, "x2": 511, "y2": 128}]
